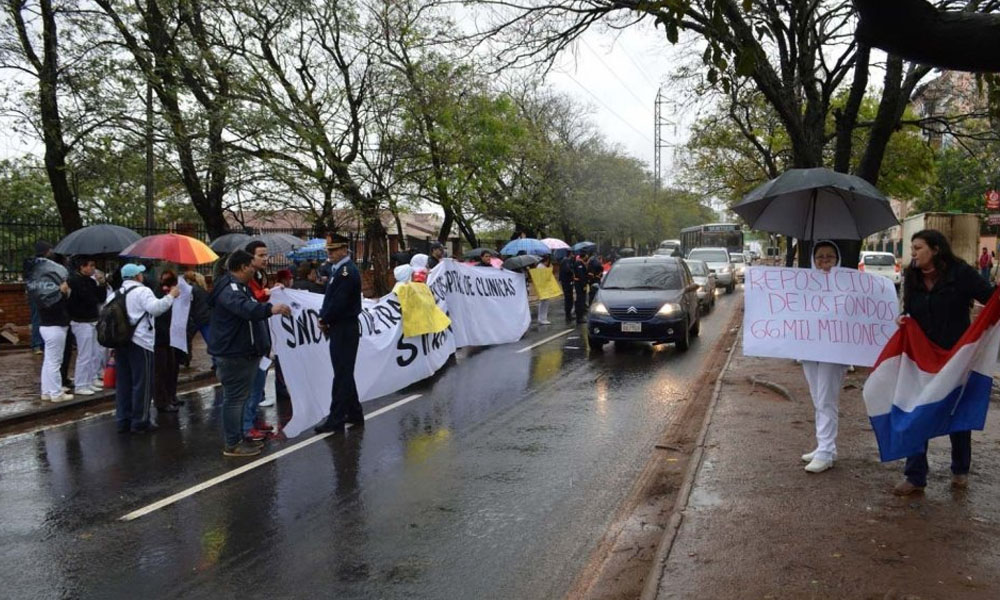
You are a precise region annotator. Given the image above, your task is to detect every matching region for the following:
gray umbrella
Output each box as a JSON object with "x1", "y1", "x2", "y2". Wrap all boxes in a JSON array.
[
  {"x1": 250, "y1": 233, "x2": 307, "y2": 254},
  {"x1": 732, "y1": 168, "x2": 898, "y2": 241},
  {"x1": 53, "y1": 224, "x2": 142, "y2": 256},
  {"x1": 210, "y1": 232, "x2": 251, "y2": 253},
  {"x1": 503, "y1": 254, "x2": 542, "y2": 271}
]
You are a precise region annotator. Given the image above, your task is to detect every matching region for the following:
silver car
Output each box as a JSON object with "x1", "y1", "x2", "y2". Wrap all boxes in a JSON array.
[
  {"x1": 684, "y1": 259, "x2": 716, "y2": 311},
  {"x1": 729, "y1": 252, "x2": 747, "y2": 283},
  {"x1": 686, "y1": 247, "x2": 735, "y2": 293}
]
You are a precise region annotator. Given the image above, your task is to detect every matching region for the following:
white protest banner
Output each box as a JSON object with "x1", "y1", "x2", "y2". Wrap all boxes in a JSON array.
[
  {"x1": 269, "y1": 288, "x2": 456, "y2": 438},
  {"x1": 742, "y1": 266, "x2": 899, "y2": 367},
  {"x1": 169, "y1": 277, "x2": 192, "y2": 353},
  {"x1": 426, "y1": 259, "x2": 530, "y2": 347}
]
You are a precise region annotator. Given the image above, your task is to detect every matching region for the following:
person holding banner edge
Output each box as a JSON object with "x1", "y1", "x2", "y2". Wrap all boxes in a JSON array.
[
  {"x1": 314, "y1": 234, "x2": 365, "y2": 434},
  {"x1": 893, "y1": 229, "x2": 994, "y2": 495},
  {"x1": 800, "y1": 240, "x2": 851, "y2": 474}
]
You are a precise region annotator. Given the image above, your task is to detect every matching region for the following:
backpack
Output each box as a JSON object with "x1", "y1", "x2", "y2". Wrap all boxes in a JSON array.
[{"x1": 96, "y1": 285, "x2": 147, "y2": 349}]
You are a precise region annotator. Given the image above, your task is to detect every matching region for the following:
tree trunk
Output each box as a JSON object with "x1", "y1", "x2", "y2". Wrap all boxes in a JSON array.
[
  {"x1": 360, "y1": 199, "x2": 390, "y2": 297},
  {"x1": 9, "y1": 0, "x2": 82, "y2": 234},
  {"x1": 856, "y1": 0, "x2": 1000, "y2": 72}
]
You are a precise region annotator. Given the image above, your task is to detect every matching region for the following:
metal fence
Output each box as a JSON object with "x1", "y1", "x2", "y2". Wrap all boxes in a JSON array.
[{"x1": 0, "y1": 217, "x2": 357, "y2": 283}]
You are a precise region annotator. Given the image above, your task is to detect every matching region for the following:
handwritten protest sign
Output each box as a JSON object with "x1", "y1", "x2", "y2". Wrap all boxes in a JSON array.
[{"x1": 742, "y1": 266, "x2": 899, "y2": 366}]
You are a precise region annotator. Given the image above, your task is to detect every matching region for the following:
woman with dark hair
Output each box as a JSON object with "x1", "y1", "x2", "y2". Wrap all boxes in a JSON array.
[{"x1": 894, "y1": 229, "x2": 994, "y2": 495}]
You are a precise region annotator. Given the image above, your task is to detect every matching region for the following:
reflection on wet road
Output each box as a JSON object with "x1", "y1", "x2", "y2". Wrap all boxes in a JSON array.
[{"x1": 0, "y1": 293, "x2": 740, "y2": 599}]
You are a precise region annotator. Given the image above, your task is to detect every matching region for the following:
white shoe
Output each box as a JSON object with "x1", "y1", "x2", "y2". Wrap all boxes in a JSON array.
[
  {"x1": 40, "y1": 394, "x2": 50, "y2": 401},
  {"x1": 259, "y1": 398, "x2": 275, "y2": 407},
  {"x1": 801, "y1": 450, "x2": 838, "y2": 462},
  {"x1": 804, "y1": 458, "x2": 834, "y2": 473},
  {"x1": 61, "y1": 386, "x2": 70, "y2": 393},
  {"x1": 91, "y1": 380, "x2": 104, "y2": 389},
  {"x1": 75, "y1": 386, "x2": 95, "y2": 396},
  {"x1": 539, "y1": 320, "x2": 551, "y2": 325},
  {"x1": 50, "y1": 393, "x2": 74, "y2": 403}
]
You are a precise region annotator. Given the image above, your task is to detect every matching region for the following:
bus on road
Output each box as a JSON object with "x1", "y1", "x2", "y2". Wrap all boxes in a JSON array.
[{"x1": 680, "y1": 223, "x2": 744, "y2": 256}]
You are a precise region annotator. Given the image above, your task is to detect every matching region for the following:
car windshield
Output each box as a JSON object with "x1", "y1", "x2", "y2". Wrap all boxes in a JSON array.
[
  {"x1": 602, "y1": 263, "x2": 682, "y2": 290},
  {"x1": 688, "y1": 249, "x2": 729, "y2": 263},
  {"x1": 729, "y1": 254, "x2": 745, "y2": 263},
  {"x1": 684, "y1": 260, "x2": 708, "y2": 276},
  {"x1": 863, "y1": 254, "x2": 895, "y2": 266}
]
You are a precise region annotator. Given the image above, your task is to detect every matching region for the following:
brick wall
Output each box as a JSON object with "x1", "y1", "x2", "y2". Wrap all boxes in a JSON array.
[{"x1": 0, "y1": 284, "x2": 30, "y2": 326}]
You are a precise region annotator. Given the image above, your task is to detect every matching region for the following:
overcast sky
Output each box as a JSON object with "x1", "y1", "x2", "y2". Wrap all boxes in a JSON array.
[
  {"x1": 545, "y1": 21, "x2": 695, "y2": 185},
  {"x1": 1, "y1": 17, "x2": 700, "y2": 186}
]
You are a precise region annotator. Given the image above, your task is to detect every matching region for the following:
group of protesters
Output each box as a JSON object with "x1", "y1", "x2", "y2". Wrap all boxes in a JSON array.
[
  {"x1": 23, "y1": 233, "x2": 370, "y2": 458},
  {"x1": 799, "y1": 230, "x2": 991, "y2": 496}
]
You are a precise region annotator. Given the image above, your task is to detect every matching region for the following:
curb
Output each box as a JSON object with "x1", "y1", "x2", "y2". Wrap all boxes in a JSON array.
[
  {"x1": 639, "y1": 323, "x2": 742, "y2": 600},
  {"x1": 0, "y1": 369, "x2": 217, "y2": 428}
]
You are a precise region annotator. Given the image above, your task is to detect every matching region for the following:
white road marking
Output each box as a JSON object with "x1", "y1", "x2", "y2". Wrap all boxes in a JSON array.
[
  {"x1": 564, "y1": 346, "x2": 582, "y2": 349},
  {"x1": 119, "y1": 393, "x2": 424, "y2": 521},
  {"x1": 516, "y1": 328, "x2": 575, "y2": 354}
]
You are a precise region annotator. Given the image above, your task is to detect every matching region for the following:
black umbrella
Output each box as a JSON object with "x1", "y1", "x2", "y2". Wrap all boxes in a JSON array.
[
  {"x1": 732, "y1": 168, "x2": 898, "y2": 241},
  {"x1": 503, "y1": 255, "x2": 542, "y2": 271},
  {"x1": 463, "y1": 247, "x2": 495, "y2": 260},
  {"x1": 210, "y1": 232, "x2": 251, "y2": 253},
  {"x1": 53, "y1": 224, "x2": 142, "y2": 256},
  {"x1": 250, "y1": 233, "x2": 306, "y2": 254}
]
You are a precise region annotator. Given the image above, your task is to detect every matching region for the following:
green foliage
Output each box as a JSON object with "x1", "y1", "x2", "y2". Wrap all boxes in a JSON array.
[
  {"x1": 915, "y1": 145, "x2": 995, "y2": 214},
  {"x1": 0, "y1": 159, "x2": 59, "y2": 221}
]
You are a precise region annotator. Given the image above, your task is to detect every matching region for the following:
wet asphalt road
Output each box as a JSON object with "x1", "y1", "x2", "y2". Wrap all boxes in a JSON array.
[{"x1": 1, "y1": 292, "x2": 739, "y2": 600}]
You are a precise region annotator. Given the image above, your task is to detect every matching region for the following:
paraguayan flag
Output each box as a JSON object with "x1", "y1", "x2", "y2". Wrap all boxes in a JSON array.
[{"x1": 863, "y1": 289, "x2": 1000, "y2": 462}]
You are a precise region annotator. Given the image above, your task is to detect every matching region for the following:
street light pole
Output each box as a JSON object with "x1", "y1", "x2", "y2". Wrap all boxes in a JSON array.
[{"x1": 144, "y1": 78, "x2": 154, "y2": 232}]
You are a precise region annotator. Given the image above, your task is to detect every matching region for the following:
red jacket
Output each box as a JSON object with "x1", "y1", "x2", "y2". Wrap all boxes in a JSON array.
[{"x1": 248, "y1": 271, "x2": 268, "y2": 302}]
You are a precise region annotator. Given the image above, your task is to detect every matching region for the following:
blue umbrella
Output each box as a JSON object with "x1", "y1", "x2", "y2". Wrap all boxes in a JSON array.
[
  {"x1": 500, "y1": 238, "x2": 550, "y2": 256},
  {"x1": 572, "y1": 241, "x2": 597, "y2": 252},
  {"x1": 286, "y1": 238, "x2": 328, "y2": 261}
]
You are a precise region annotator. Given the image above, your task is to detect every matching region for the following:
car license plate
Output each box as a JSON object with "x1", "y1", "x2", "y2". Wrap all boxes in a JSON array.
[{"x1": 621, "y1": 322, "x2": 642, "y2": 333}]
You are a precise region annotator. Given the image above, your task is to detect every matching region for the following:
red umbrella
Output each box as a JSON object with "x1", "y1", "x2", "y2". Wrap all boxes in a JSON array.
[{"x1": 120, "y1": 233, "x2": 219, "y2": 265}]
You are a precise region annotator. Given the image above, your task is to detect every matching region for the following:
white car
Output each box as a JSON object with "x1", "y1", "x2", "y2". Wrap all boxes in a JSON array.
[
  {"x1": 729, "y1": 252, "x2": 747, "y2": 282},
  {"x1": 687, "y1": 247, "x2": 735, "y2": 293},
  {"x1": 859, "y1": 251, "x2": 901, "y2": 288}
]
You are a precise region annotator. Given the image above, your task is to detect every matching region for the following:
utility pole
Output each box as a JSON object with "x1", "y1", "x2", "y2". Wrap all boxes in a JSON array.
[
  {"x1": 144, "y1": 78, "x2": 154, "y2": 232},
  {"x1": 653, "y1": 87, "x2": 671, "y2": 201}
]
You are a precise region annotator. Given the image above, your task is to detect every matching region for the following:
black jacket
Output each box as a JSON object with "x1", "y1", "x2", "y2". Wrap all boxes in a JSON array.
[
  {"x1": 558, "y1": 257, "x2": 574, "y2": 284},
  {"x1": 292, "y1": 279, "x2": 325, "y2": 294},
  {"x1": 187, "y1": 284, "x2": 211, "y2": 329},
  {"x1": 319, "y1": 259, "x2": 362, "y2": 327},
  {"x1": 66, "y1": 272, "x2": 107, "y2": 322},
  {"x1": 207, "y1": 272, "x2": 273, "y2": 358},
  {"x1": 904, "y1": 261, "x2": 994, "y2": 350},
  {"x1": 39, "y1": 297, "x2": 70, "y2": 327}
]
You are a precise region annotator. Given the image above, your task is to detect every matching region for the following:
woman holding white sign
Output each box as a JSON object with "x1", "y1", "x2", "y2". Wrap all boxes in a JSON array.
[{"x1": 801, "y1": 241, "x2": 850, "y2": 474}]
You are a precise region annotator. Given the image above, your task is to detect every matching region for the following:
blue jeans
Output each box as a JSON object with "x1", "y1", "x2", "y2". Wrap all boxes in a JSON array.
[
  {"x1": 242, "y1": 364, "x2": 268, "y2": 434},
  {"x1": 216, "y1": 356, "x2": 260, "y2": 447},
  {"x1": 904, "y1": 431, "x2": 972, "y2": 487},
  {"x1": 29, "y1": 297, "x2": 42, "y2": 350}
]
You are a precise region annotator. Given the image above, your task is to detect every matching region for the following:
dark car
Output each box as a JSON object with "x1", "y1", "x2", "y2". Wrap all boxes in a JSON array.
[{"x1": 587, "y1": 256, "x2": 701, "y2": 351}]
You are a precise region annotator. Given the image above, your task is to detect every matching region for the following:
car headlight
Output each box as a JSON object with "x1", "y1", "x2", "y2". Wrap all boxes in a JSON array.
[
  {"x1": 657, "y1": 302, "x2": 681, "y2": 316},
  {"x1": 590, "y1": 302, "x2": 609, "y2": 315}
]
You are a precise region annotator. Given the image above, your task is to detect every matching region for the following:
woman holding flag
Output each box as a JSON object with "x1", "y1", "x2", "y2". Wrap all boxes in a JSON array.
[
  {"x1": 800, "y1": 241, "x2": 850, "y2": 474},
  {"x1": 893, "y1": 230, "x2": 994, "y2": 496}
]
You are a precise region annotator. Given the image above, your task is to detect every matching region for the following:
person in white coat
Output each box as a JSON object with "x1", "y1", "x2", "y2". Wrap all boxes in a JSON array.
[{"x1": 801, "y1": 240, "x2": 850, "y2": 473}]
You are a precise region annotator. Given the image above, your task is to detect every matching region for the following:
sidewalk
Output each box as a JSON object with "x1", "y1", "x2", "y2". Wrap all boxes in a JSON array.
[
  {"x1": 650, "y1": 336, "x2": 1000, "y2": 599},
  {"x1": 0, "y1": 337, "x2": 216, "y2": 427}
]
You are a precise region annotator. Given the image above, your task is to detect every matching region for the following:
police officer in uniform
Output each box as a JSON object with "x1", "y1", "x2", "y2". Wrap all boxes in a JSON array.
[
  {"x1": 314, "y1": 234, "x2": 364, "y2": 434},
  {"x1": 572, "y1": 251, "x2": 589, "y2": 324},
  {"x1": 558, "y1": 253, "x2": 575, "y2": 321}
]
